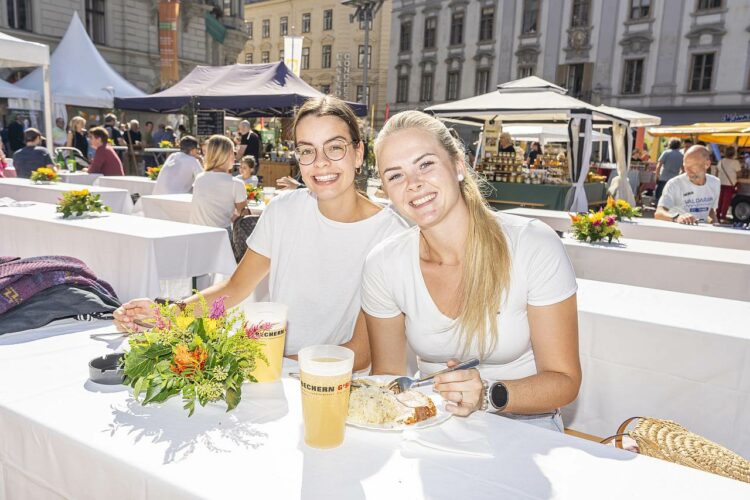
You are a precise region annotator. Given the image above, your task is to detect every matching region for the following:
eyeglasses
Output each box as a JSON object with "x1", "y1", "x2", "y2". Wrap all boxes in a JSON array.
[{"x1": 294, "y1": 138, "x2": 357, "y2": 166}]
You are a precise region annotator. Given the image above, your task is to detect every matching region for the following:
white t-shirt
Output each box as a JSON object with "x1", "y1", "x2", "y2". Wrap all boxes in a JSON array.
[
  {"x1": 712, "y1": 158, "x2": 741, "y2": 186},
  {"x1": 657, "y1": 173, "x2": 720, "y2": 222},
  {"x1": 153, "y1": 152, "x2": 203, "y2": 195},
  {"x1": 362, "y1": 212, "x2": 578, "y2": 381},
  {"x1": 247, "y1": 189, "x2": 408, "y2": 355},
  {"x1": 190, "y1": 171, "x2": 247, "y2": 228}
]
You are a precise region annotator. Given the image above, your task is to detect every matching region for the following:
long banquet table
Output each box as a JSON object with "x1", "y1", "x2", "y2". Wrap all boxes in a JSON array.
[
  {"x1": 0, "y1": 177, "x2": 133, "y2": 214},
  {"x1": 559, "y1": 233, "x2": 750, "y2": 301},
  {"x1": 94, "y1": 175, "x2": 157, "y2": 197},
  {"x1": 569, "y1": 279, "x2": 750, "y2": 459},
  {"x1": 141, "y1": 193, "x2": 265, "y2": 223},
  {"x1": 0, "y1": 320, "x2": 747, "y2": 500},
  {"x1": 56, "y1": 171, "x2": 102, "y2": 185},
  {"x1": 0, "y1": 202, "x2": 236, "y2": 301},
  {"x1": 505, "y1": 207, "x2": 750, "y2": 250}
]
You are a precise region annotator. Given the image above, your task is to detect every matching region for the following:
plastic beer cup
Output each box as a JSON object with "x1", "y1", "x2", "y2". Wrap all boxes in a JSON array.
[{"x1": 243, "y1": 302, "x2": 287, "y2": 383}]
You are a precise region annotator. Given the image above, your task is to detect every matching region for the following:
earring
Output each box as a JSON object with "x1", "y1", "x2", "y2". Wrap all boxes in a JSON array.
[{"x1": 457, "y1": 173, "x2": 465, "y2": 182}]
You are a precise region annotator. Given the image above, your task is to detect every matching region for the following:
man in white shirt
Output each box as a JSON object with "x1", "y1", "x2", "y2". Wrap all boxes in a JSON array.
[
  {"x1": 152, "y1": 135, "x2": 203, "y2": 195},
  {"x1": 52, "y1": 117, "x2": 67, "y2": 148},
  {"x1": 655, "y1": 145, "x2": 720, "y2": 224}
]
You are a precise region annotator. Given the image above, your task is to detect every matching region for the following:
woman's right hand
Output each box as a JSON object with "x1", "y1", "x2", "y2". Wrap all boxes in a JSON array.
[{"x1": 113, "y1": 298, "x2": 157, "y2": 332}]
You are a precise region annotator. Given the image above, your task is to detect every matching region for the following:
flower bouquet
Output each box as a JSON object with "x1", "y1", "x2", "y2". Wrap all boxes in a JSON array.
[
  {"x1": 122, "y1": 296, "x2": 268, "y2": 416},
  {"x1": 56, "y1": 189, "x2": 111, "y2": 218},
  {"x1": 159, "y1": 140, "x2": 174, "y2": 148},
  {"x1": 107, "y1": 138, "x2": 114, "y2": 145},
  {"x1": 146, "y1": 166, "x2": 162, "y2": 181},
  {"x1": 30, "y1": 167, "x2": 60, "y2": 183},
  {"x1": 246, "y1": 184, "x2": 263, "y2": 202},
  {"x1": 603, "y1": 196, "x2": 642, "y2": 221},
  {"x1": 569, "y1": 210, "x2": 622, "y2": 243}
]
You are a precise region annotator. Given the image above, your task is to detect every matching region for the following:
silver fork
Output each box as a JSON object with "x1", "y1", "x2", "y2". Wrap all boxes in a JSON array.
[{"x1": 386, "y1": 358, "x2": 480, "y2": 394}]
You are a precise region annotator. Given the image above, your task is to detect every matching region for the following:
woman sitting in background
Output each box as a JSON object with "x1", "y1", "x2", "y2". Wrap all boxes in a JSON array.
[
  {"x1": 189, "y1": 135, "x2": 247, "y2": 230},
  {"x1": 236, "y1": 156, "x2": 259, "y2": 186},
  {"x1": 66, "y1": 116, "x2": 89, "y2": 160}
]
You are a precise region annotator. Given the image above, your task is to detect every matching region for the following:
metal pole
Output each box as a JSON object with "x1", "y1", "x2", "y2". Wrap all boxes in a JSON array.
[{"x1": 363, "y1": 5, "x2": 369, "y2": 113}]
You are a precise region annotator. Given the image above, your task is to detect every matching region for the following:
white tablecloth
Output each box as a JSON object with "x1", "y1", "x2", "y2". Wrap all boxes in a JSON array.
[
  {"x1": 57, "y1": 171, "x2": 102, "y2": 185},
  {"x1": 141, "y1": 193, "x2": 265, "y2": 224},
  {"x1": 0, "y1": 177, "x2": 133, "y2": 214},
  {"x1": 95, "y1": 175, "x2": 157, "y2": 197},
  {"x1": 560, "y1": 233, "x2": 750, "y2": 301},
  {"x1": 567, "y1": 279, "x2": 750, "y2": 459},
  {"x1": 143, "y1": 147, "x2": 180, "y2": 165},
  {"x1": 0, "y1": 203, "x2": 236, "y2": 301},
  {"x1": 505, "y1": 207, "x2": 750, "y2": 250},
  {"x1": 0, "y1": 321, "x2": 746, "y2": 500}
]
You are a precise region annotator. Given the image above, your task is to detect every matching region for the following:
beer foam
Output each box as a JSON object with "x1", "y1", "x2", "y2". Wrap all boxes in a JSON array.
[{"x1": 298, "y1": 345, "x2": 354, "y2": 376}]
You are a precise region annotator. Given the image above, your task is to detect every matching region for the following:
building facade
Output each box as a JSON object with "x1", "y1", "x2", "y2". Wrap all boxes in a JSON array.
[
  {"x1": 241, "y1": 0, "x2": 392, "y2": 128},
  {"x1": 387, "y1": 0, "x2": 750, "y2": 125},
  {"x1": 1, "y1": 0, "x2": 248, "y2": 93}
]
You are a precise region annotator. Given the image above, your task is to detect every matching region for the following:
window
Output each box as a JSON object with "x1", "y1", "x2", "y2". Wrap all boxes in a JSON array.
[
  {"x1": 566, "y1": 63, "x2": 585, "y2": 97},
  {"x1": 301, "y1": 47, "x2": 310, "y2": 69},
  {"x1": 424, "y1": 17, "x2": 437, "y2": 49},
  {"x1": 522, "y1": 0, "x2": 539, "y2": 34},
  {"x1": 397, "y1": 75, "x2": 409, "y2": 103},
  {"x1": 280, "y1": 16, "x2": 288, "y2": 36},
  {"x1": 222, "y1": 0, "x2": 236, "y2": 17},
  {"x1": 571, "y1": 0, "x2": 590, "y2": 28},
  {"x1": 6, "y1": 0, "x2": 32, "y2": 31},
  {"x1": 247, "y1": 21, "x2": 253, "y2": 39},
  {"x1": 399, "y1": 20, "x2": 412, "y2": 52},
  {"x1": 479, "y1": 7, "x2": 494, "y2": 41},
  {"x1": 323, "y1": 9, "x2": 333, "y2": 30},
  {"x1": 697, "y1": 0, "x2": 722, "y2": 10},
  {"x1": 322, "y1": 45, "x2": 332, "y2": 68},
  {"x1": 358, "y1": 10, "x2": 372, "y2": 30},
  {"x1": 450, "y1": 12, "x2": 464, "y2": 45},
  {"x1": 85, "y1": 0, "x2": 105, "y2": 44},
  {"x1": 446, "y1": 70, "x2": 460, "y2": 100},
  {"x1": 475, "y1": 68, "x2": 490, "y2": 94},
  {"x1": 420, "y1": 71, "x2": 433, "y2": 102},
  {"x1": 356, "y1": 85, "x2": 370, "y2": 103},
  {"x1": 689, "y1": 53, "x2": 714, "y2": 92},
  {"x1": 358, "y1": 45, "x2": 371, "y2": 69},
  {"x1": 629, "y1": 0, "x2": 651, "y2": 19},
  {"x1": 622, "y1": 59, "x2": 644, "y2": 94},
  {"x1": 262, "y1": 19, "x2": 270, "y2": 38},
  {"x1": 302, "y1": 13, "x2": 311, "y2": 33},
  {"x1": 261, "y1": 51, "x2": 270, "y2": 63},
  {"x1": 518, "y1": 65, "x2": 534, "y2": 78},
  {"x1": 321, "y1": 84, "x2": 331, "y2": 94},
  {"x1": 279, "y1": 49, "x2": 284, "y2": 61},
  {"x1": 245, "y1": 53, "x2": 253, "y2": 64}
]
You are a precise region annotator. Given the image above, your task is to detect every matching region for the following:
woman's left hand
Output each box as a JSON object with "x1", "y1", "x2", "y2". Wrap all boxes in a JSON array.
[{"x1": 433, "y1": 359, "x2": 485, "y2": 416}]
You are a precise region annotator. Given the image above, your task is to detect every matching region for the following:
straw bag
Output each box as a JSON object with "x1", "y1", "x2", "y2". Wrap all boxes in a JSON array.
[
  {"x1": 602, "y1": 417, "x2": 750, "y2": 483},
  {"x1": 231, "y1": 213, "x2": 260, "y2": 263}
]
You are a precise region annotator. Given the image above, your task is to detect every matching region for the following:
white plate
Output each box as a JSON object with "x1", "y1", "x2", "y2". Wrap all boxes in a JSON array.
[{"x1": 346, "y1": 375, "x2": 452, "y2": 432}]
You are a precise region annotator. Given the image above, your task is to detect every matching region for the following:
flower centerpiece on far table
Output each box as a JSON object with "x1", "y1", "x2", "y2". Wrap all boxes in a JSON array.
[
  {"x1": 146, "y1": 166, "x2": 162, "y2": 181},
  {"x1": 30, "y1": 167, "x2": 60, "y2": 183},
  {"x1": 246, "y1": 184, "x2": 263, "y2": 202},
  {"x1": 569, "y1": 210, "x2": 622, "y2": 243},
  {"x1": 122, "y1": 296, "x2": 268, "y2": 416},
  {"x1": 603, "y1": 196, "x2": 642, "y2": 221},
  {"x1": 56, "y1": 189, "x2": 111, "y2": 218},
  {"x1": 159, "y1": 140, "x2": 173, "y2": 148}
]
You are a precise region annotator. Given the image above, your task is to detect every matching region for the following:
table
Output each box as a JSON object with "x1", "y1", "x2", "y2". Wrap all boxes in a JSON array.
[
  {"x1": 0, "y1": 321, "x2": 746, "y2": 500},
  {"x1": 505, "y1": 207, "x2": 750, "y2": 250},
  {"x1": 94, "y1": 175, "x2": 157, "y2": 197},
  {"x1": 141, "y1": 193, "x2": 265, "y2": 224},
  {"x1": 0, "y1": 202, "x2": 236, "y2": 301},
  {"x1": 144, "y1": 147, "x2": 180, "y2": 165},
  {"x1": 568, "y1": 279, "x2": 750, "y2": 459},
  {"x1": 560, "y1": 233, "x2": 750, "y2": 301},
  {"x1": 56, "y1": 171, "x2": 102, "y2": 185},
  {"x1": 486, "y1": 182, "x2": 608, "y2": 210},
  {"x1": 0, "y1": 177, "x2": 133, "y2": 214}
]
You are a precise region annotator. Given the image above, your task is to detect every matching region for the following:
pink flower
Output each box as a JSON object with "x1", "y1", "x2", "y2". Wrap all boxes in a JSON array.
[
  {"x1": 605, "y1": 216, "x2": 616, "y2": 226},
  {"x1": 592, "y1": 219, "x2": 602, "y2": 227},
  {"x1": 245, "y1": 321, "x2": 274, "y2": 339},
  {"x1": 208, "y1": 296, "x2": 227, "y2": 319}
]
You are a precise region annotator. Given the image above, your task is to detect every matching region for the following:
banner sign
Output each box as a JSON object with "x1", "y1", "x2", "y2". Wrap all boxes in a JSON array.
[
  {"x1": 284, "y1": 36, "x2": 303, "y2": 76},
  {"x1": 158, "y1": 1, "x2": 180, "y2": 86}
]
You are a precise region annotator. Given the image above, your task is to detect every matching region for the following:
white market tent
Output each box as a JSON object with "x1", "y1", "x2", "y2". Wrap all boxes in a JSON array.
[
  {"x1": 0, "y1": 31, "x2": 51, "y2": 150},
  {"x1": 15, "y1": 12, "x2": 145, "y2": 122},
  {"x1": 503, "y1": 124, "x2": 611, "y2": 145},
  {"x1": 426, "y1": 77, "x2": 660, "y2": 209}
]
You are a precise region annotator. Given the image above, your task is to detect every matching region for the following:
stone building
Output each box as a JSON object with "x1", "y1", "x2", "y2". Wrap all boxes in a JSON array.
[{"x1": 387, "y1": 0, "x2": 750, "y2": 124}]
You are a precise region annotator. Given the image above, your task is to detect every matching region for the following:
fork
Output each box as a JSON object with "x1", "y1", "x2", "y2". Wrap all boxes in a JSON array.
[{"x1": 386, "y1": 358, "x2": 480, "y2": 394}]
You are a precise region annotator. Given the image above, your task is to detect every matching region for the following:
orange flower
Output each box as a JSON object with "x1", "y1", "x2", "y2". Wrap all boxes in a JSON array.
[
  {"x1": 569, "y1": 213, "x2": 581, "y2": 223},
  {"x1": 606, "y1": 196, "x2": 615, "y2": 208},
  {"x1": 171, "y1": 344, "x2": 208, "y2": 376}
]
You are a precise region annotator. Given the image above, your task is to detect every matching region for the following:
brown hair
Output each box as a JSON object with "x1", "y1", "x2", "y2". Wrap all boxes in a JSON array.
[
  {"x1": 292, "y1": 96, "x2": 362, "y2": 145},
  {"x1": 725, "y1": 147, "x2": 736, "y2": 159},
  {"x1": 88, "y1": 126, "x2": 109, "y2": 143},
  {"x1": 240, "y1": 155, "x2": 257, "y2": 169}
]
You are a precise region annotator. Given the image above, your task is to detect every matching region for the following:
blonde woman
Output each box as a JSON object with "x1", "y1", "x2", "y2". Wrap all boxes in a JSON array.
[
  {"x1": 114, "y1": 97, "x2": 408, "y2": 370},
  {"x1": 189, "y1": 134, "x2": 247, "y2": 229},
  {"x1": 363, "y1": 111, "x2": 580, "y2": 431},
  {"x1": 66, "y1": 116, "x2": 89, "y2": 159}
]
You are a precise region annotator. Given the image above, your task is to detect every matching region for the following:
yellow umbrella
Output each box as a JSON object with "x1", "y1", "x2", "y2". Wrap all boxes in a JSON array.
[
  {"x1": 699, "y1": 131, "x2": 750, "y2": 147},
  {"x1": 646, "y1": 122, "x2": 750, "y2": 137}
]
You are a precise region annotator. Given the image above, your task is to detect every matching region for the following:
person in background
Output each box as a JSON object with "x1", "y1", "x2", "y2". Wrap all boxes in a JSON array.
[
  {"x1": 713, "y1": 146, "x2": 742, "y2": 222},
  {"x1": 527, "y1": 142, "x2": 541, "y2": 165},
  {"x1": 236, "y1": 156, "x2": 259, "y2": 186},
  {"x1": 176, "y1": 124, "x2": 187, "y2": 142},
  {"x1": 66, "y1": 117, "x2": 89, "y2": 160},
  {"x1": 498, "y1": 132, "x2": 516, "y2": 154},
  {"x1": 164, "y1": 126, "x2": 176, "y2": 144},
  {"x1": 0, "y1": 140, "x2": 8, "y2": 177},
  {"x1": 655, "y1": 145, "x2": 719, "y2": 225},
  {"x1": 85, "y1": 127, "x2": 124, "y2": 176},
  {"x1": 7, "y1": 114, "x2": 25, "y2": 153},
  {"x1": 52, "y1": 117, "x2": 67, "y2": 148},
  {"x1": 12, "y1": 128, "x2": 54, "y2": 178},
  {"x1": 680, "y1": 138, "x2": 694, "y2": 156},
  {"x1": 655, "y1": 138, "x2": 683, "y2": 205},
  {"x1": 143, "y1": 121, "x2": 158, "y2": 168},
  {"x1": 236, "y1": 120, "x2": 261, "y2": 169},
  {"x1": 189, "y1": 135, "x2": 247, "y2": 229},
  {"x1": 153, "y1": 135, "x2": 203, "y2": 195},
  {"x1": 124, "y1": 120, "x2": 142, "y2": 147},
  {"x1": 103, "y1": 114, "x2": 124, "y2": 147},
  {"x1": 152, "y1": 123, "x2": 166, "y2": 145}
]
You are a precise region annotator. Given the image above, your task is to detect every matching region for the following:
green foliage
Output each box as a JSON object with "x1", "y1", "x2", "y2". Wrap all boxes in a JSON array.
[{"x1": 56, "y1": 189, "x2": 111, "y2": 218}]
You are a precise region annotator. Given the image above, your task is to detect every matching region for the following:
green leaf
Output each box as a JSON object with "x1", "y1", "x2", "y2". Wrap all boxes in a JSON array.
[
  {"x1": 225, "y1": 386, "x2": 241, "y2": 412},
  {"x1": 133, "y1": 377, "x2": 145, "y2": 401}
]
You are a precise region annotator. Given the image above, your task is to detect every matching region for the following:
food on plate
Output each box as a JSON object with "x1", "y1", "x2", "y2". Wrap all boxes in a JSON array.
[{"x1": 348, "y1": 381, "x2": 437, "y2": 426}]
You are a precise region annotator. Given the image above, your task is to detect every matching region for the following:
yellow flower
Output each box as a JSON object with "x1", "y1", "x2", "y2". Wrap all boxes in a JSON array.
[
  {"x1": 71, "y1": 189, "x2": 90, "y2": 197},
  {"x1": 589, "y1": 211, "x2": 604, "y2": 222},
  {"x1": 175, "y1": 315, "x2": 193, "y2": 331},
  {"x1": 606, "y1": 196, "x2": 615, "y2": 208},
  {"x1": 616, "y1": 199, "x2": 630, "y2": 210},
  {"x1": 203, "y1": 318, "x2": 219, "y2": 336}
]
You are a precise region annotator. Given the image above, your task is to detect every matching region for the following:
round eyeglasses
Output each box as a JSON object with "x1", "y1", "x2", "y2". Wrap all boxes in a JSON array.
[{"x1": 294, "y1": 139, "x2": 357, "y2": 166}]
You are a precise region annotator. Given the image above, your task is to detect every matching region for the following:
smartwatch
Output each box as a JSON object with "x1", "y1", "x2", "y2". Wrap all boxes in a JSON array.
[{"x1": 486, "y1": 381, "x2": 509, "y2": 411}]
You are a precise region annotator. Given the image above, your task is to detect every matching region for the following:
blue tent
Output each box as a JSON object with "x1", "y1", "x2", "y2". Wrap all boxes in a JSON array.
[{"x1": 114, "y1": 61, "x2": 366, "y2": 117}]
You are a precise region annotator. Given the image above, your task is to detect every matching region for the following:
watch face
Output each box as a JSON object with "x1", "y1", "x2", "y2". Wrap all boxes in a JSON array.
[{"x1": 490, "y1": 382, "x2": 508, "y2": 410}]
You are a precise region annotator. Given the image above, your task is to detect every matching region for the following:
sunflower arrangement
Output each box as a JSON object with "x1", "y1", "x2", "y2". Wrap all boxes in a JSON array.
[
  {"x1": 569, "y1": 210, "x2": 622, "y2": 243},
  {"x1": 56, "y1": 189, "x2": 111, "y2": 218},
  {"x1": 30, "y1": 167, "x2": 60, "y2": 183},
  {"x1": 245, "y1": 184, "x2": 263, "y2": 202},
  {"x1": 159, "y1": 140, "x2": 174, "y2": 148},
  {"x1": 603, "y1": 196, "x2": 642, "y2": 221},
  {"x1": 146, "y1": 166, "x2": 162, "y2": 180},
  {"x1": 122, "y1": 296, "x2": 268, "y2": 416}
]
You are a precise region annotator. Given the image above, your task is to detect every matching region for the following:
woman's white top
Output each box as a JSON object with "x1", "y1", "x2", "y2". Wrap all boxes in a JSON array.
[
  {"x1": 362, "y1": 212, "x2": 577, "y2": 380},
  {"x1": 247, "y1": 189, "x2": 409, "y2": 355},
  {"x1": 190, "y1": 171, "x2": 247, "y2": 228}
]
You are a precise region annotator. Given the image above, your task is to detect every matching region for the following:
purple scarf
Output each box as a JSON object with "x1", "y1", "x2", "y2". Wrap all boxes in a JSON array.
[{"x1": 0, "y1": 256, "x2": 118, "y2": 315}]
